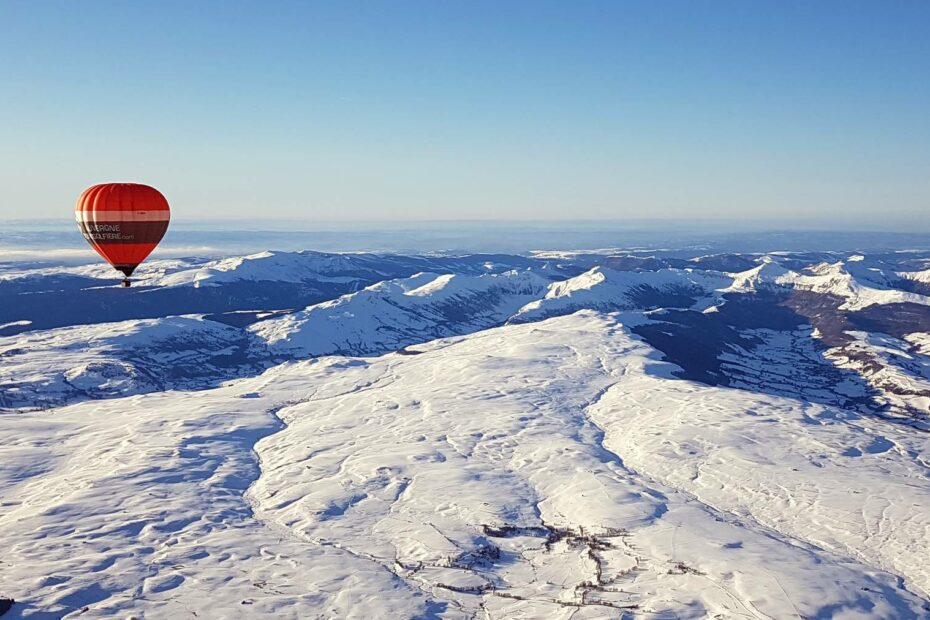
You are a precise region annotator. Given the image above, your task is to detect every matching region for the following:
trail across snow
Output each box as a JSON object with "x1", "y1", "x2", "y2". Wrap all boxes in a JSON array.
[{"x1": 1, "y1": 312, "x2": 929, "y2": 618}]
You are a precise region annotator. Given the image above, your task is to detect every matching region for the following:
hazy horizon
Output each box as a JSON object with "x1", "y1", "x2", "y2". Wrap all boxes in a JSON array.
[
  {"x1": 5, "y1": 217, "x2": 930, "y2": 261},
  {"x1": 6, "y1": 214, "x2": 930, "y2": 233}
]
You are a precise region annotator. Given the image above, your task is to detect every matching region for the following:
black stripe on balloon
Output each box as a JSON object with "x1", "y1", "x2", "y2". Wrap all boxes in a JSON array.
[
  {"x1": 113, "y1": 264, "x2": 139, "y2": 277},
  {"x1": 78, "y1": 220, "x2": 169, "y2": 244}
]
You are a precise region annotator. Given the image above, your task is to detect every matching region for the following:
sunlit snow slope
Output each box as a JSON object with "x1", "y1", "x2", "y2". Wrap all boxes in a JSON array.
[
  {"x1": 2, "y1": 247, "x2": 930, "y2": 619},
  {"x1": 2, "y1": 313, "x2": 929, "y2": 618}
]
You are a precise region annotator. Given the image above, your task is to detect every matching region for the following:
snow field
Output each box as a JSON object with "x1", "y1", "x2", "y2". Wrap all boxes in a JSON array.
[{"x1": 3, "y1": 313, "x2": 928, "y2": 617}]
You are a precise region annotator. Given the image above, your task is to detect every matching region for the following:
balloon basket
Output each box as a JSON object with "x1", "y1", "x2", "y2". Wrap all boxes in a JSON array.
[{"x1": 121, "y1": 278, "x2": 131, "y2": 288}]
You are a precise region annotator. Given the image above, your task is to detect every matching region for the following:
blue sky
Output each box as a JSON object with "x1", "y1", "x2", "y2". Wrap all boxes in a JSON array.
[{"x1": 1, "y1": 1, "x2": 928, "y2": 225}]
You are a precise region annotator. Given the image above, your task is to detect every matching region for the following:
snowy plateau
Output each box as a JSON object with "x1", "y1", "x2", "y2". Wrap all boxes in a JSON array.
[{"x1": 2, "y1": 247, "x2": 930, "y2": 619}]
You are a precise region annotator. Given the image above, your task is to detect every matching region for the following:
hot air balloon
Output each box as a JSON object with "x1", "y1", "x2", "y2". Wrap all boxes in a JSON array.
[{"x1": 75, "y1": 183, "x2": 171, "y2": 287}]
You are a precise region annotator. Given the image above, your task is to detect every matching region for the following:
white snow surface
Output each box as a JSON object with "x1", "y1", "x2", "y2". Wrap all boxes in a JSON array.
[
  {"x1": 0, "y1": 251, "x2": 391, "y2": 288},
  {"x1": 153, "y1": 251, "x2": 371, "y2": 287},
  {"x1": 0, "y1": 316, "x2": 261, "y2": 410},
  {"x1": 0, "y1": 320, "x2": 31, "y2": 330},
  {"x1": 790, "y1": 263, "x2": 930, "y2": 310},
  {"x1": 510, "y1": 266, "x2": 730, "y2": 322},
  {"x1": 0, "y1": 257, "x2": 212, "y2": 285},
  {"x1": 5, "y1": 250, "x2": 929, "y2": 316},
  {"x1": 906, "y1": 332, "x2": 930, "y2": 356},
  {"x1": 725, "y1": 259, "x2": 793, "y2": 291},
  {"x1": 2, "y1": 312, "x2": 929, "y2": 618},
  {"x1": 728, "y1": 260, "x2": 930, "y2": 310},
  {"x1": 5, "y1": 249, "x2": 930, "y2": 617},
  {"x1": 824, "y1": 331, "x2": 930, "y2": 419},
  {"x1": 899, "y1": 268, "x2": 930, "y2": 285},
  {"x1": 251, "y1": 270, "x2": 550, "y2": 356}
]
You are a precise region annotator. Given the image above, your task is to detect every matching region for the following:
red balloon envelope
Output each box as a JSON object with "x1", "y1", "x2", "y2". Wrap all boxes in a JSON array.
[{"x1": 75, "y1": 183, "x2": 170, "y2": 282}]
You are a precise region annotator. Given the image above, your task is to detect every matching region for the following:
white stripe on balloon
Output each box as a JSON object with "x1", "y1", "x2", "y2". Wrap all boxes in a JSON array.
[{"x1": 74, "y1": 210, "x2": 170, "y2": 222}]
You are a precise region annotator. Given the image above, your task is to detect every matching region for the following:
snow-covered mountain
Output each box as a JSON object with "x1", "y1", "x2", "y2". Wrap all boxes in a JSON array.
[
  {"x1": 251, "y1": 269, "x2": 551, "y2": 357},
  {"x1": 4, "y1": 249, "x2": 930, "y2": 422},
  {"x1": 727, "y1": 258, "x2": 930, "y2": 310},
  {"x1": 0, "y1": 250, "x2": 561, "y2": 336},
  {"x1": 3, "y1": 247, "x2": 930, "y2": 618},
  {"x1": 510, "y1": 266, "x2": 730, "y2": 322},
  {"x1": 0, "y1": 315, "x2": 272, "y2": 410}
]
